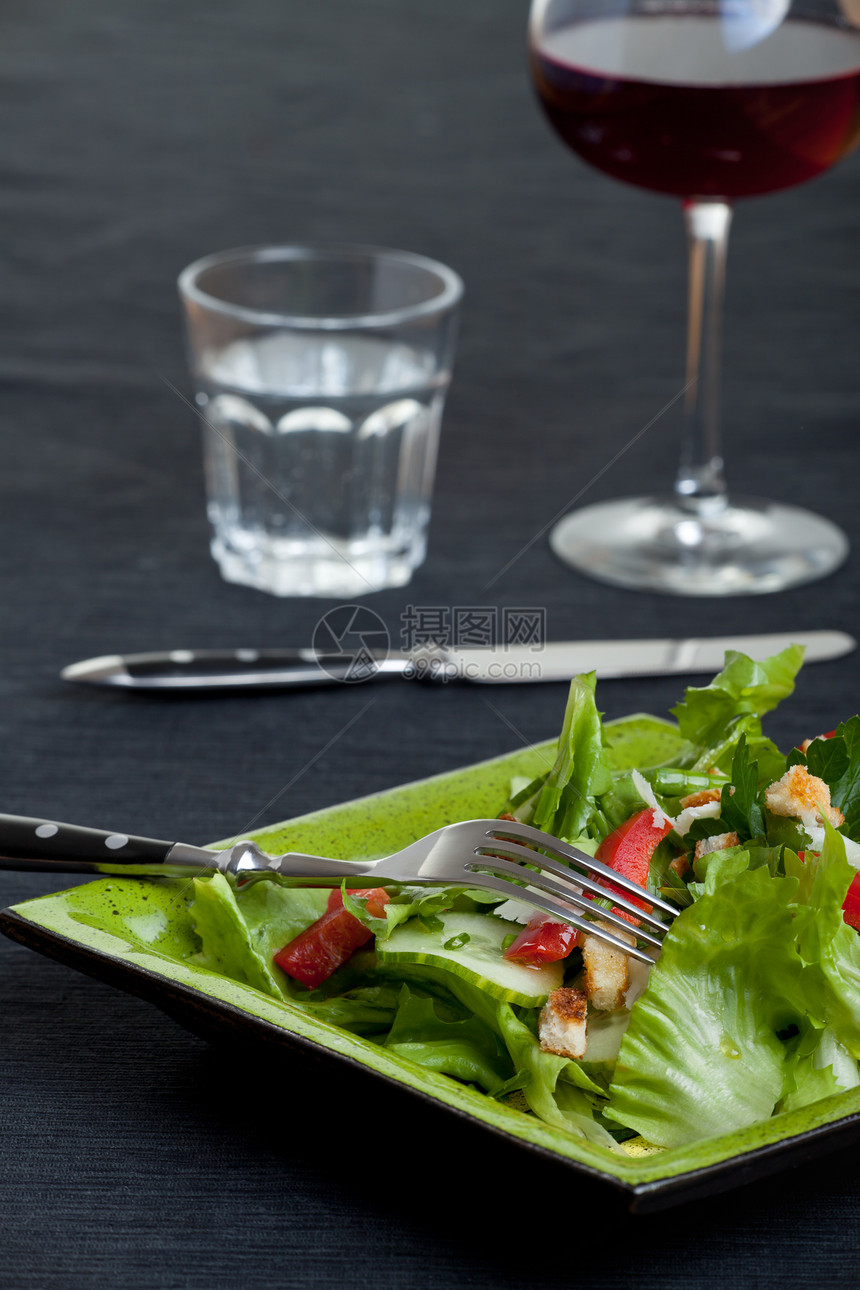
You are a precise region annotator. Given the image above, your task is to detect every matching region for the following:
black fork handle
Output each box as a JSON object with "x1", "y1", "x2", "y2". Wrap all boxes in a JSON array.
[{"x1": 0, "y1": 813, "x2": 176, "y2": 873}]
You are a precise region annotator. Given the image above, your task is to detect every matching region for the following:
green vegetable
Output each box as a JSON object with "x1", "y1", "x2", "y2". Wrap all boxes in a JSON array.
[
  {"x1": 801, "y1": 717, "x2": 860, "y2": 841},
  {"x1": 186, "y1": 645, "x2": 860, "y2": 1153},
  {"x1": 606, "y1": 860, "x2": 798, "y2": 1147},
  {"x1": 670, "y1": 644, "x2": 804, "y2": 774},
  {"x1": 341, "y1": 882, "x2": 499, "y2": 945},
  {"x1": 607, "y1": 827, "x2": 860, "y2": 1148},
  {"x1": 191, "y1": 873, "x2": 327, "y2": 1000},
  {"x1": 531, "y1": 672, "x2": 613, "y2": 842},
  {"x1": 375, "y1": 911, "x2": 563, "y2": 1007},
  {"x1": 382, "y1": 985, "x2": 515, "y2": 1096},
  {"x1": 438, "y1": 974, "x2": 619, "y2": 1148}
]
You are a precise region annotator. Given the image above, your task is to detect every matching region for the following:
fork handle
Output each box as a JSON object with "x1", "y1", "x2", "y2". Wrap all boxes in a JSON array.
[
  {"x1": 0, "y1": 813, "x2": 184, "y2": 874},
  {"x1": 0, "y1": 813, "x2": 378, "y2": 885}
]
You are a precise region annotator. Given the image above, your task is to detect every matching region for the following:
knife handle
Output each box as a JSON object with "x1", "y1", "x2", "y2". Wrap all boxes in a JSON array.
[
  {"x1": 0, "y1": 814, "x2": 177, "y2": 873},
  {"x1": 61, "y1": 648, "x2": 402, "y2": 690},
  {"x1": 123, "y1": 650, "x2": 353, "y2": 686}
]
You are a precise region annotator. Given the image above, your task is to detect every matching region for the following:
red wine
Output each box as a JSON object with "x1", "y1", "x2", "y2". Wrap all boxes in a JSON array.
[{"x1": 531, "y1": 15, "x2": 860, "y2": 199}]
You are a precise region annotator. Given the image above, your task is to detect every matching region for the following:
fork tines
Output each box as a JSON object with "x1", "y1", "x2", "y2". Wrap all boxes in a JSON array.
[{"x1": 467, "y1": 819, "x2": 677, "y2": 963}]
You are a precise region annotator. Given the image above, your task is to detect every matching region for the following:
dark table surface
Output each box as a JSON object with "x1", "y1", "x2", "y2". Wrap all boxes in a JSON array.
[{"x1": 2, "y1": 1, "x2": 860, "y2": 1286}]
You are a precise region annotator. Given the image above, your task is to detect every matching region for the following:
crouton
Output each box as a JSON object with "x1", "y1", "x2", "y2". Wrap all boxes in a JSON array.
[
  {"x1": 582, "y1": 926, "x2": 630, "y2": 1012},
  {"x1": 669, "y1": 852, "x2": 693, "y2": 879},
  {"x1": 679, "y1": 787, "x2": 723, "y2": 810},
  {"x1": 539, "y1": 987, "x2": 588, "y2": 1058},
  {"x1": 693, "y1": 831, "x2": 740, "y2": 862},
  {"x1": 765, "y1": 764, "x2": 844, "y2": 829},
  {"x1": 673, "y1": 785, "x2": 733, "y2": 838}
]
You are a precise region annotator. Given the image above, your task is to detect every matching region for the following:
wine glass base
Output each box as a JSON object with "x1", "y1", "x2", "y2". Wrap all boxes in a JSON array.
[{"x1": 549, "y1": 495, "x2": 849, "y2": 597}]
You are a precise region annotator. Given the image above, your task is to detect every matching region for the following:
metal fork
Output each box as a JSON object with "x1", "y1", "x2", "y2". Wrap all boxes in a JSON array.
[{"x1": 0, "y1": 813, "x2": 677, "y2": 963}]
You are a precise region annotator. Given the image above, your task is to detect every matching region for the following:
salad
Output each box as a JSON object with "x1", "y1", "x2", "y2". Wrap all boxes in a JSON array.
[{"x1": 190, "y1": 646, "x2": 860, "y2": 1152}]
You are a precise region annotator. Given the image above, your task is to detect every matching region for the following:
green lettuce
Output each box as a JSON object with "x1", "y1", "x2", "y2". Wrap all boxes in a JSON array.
[
  {"x1": 531, "y1": 672, "x2": 613, "y2": 842},
  {"x1": 606, "y1": 862, "x2": 796, "y2": 1147},
  {"x1": 341, "y1": 884, "x2": 498, "y2": 943},
  {"x1": 184, "y1": 648, "x2": 860, "y2": 1152},
  {"x1": 191, "y1": 873, "x2": 327, "y2": 1000},
  {"x1": 436, "y1": 973, "x2": 621, "y2": 1148},
  {"x1": 778, "y1": 1028, "x2": 856, "y2": 1114},
  {"x1": 800, "y1": 716, "x2": 860, "y2": 841},
  {"x1": 298, "y1": 984, "x2": 403, "y2": 1036},
  {"x1": 382, "y1": 985, "x2": 515, "y2": 1095},
  {"x1": 670, "y1": 644, "x2": 804, "y2": 775},
  {"x1": 192, "y1": 877, "x2": 406, "y2": 1033},
  {"x1": 785, "y1": 822, "x2": 860, "y2": 1055},
  {"x1": 606, "y1": 828, "x2": 860, "y2": 1148}
]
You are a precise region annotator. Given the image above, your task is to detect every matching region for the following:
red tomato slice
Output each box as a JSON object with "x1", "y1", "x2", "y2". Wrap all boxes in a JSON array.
[
  {"x1": 274, "y1": 887, "x2": 389, "y2": 987},
  {"x1": 505, "y1": 808, "x2": 674, "y2": 960},
  {"x1": 843, "y1": 874, "x2": 860, "y2": 931},
  {"x1": 595, "y1": 808, "x2": 674, "y2": 924},
  {"x1": 503, "y1": 912, "x2": 581, "y2": 964}
]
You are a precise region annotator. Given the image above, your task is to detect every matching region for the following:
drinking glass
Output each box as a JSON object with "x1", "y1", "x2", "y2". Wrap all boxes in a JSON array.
[
  {"x1": 528, "y1": 0, "x2": 860, "y2": 594},
  {"x1": 179, "y1": 245, "x2": 462, "y2": 598}
]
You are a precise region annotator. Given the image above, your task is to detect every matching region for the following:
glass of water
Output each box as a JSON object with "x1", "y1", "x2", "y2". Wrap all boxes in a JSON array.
[{"x1": 178, "y1": 244, "x2": 463, "y2": 597}]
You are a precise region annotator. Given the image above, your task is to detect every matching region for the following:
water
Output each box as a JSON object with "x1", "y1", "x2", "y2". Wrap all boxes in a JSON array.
[{"x1": 194, "y1": 332, "x2": 448, "y2": 597}]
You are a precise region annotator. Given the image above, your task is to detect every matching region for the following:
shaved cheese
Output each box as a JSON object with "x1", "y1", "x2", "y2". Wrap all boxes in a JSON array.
[
  {"x1": 631, "y1": 769, "x2": 675, "y2": 831},
  {"x1": 492, "y1": 898, "x2": 538, "y2": 925},
  {"x1": 804, "y1": 826, "x2": 860, "y2": 870},
  {"x1": 673, "y1": 799, "x2": 723, "y2": 838}
]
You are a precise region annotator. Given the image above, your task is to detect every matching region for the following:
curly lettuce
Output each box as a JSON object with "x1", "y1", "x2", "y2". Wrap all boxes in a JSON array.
[{"x1": 606, "y1": 826, "x2": 860, "y2": 1148}]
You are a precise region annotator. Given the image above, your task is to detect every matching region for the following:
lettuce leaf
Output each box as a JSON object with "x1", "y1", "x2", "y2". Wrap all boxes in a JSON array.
[
  {"x1": 606, "y1": 863, "x2": 797, "y2": 1147},
  {"x1": 779, "y1": 1027, "x2": 856, "y2": 1114},
  {"x1": 298, "y1": 984, "x2": 403, "y2": 1035},
  {"x1": 785, "y1": 823, "x2": 860, "y2": 1056},
  {"x1": 803, "y1": 717, "x2": 860, "y2": 842},
  {"x1": 418, "y1": 971, "x2": 621, "y2": 1148},
  {"x1": 607, "y1": 828, "x2": 860, "y2": 1148},
  {"x1": 531, "y1": 672, "x2": 613, "y2": 841},
  {"x1": 190, "y1": 873, "x2": 328, "y2": 1000},
  {"x1": 382, "y1": 985, "x2": 515, "y2": 1095},
  {"x1": 670, "y1": 645, "x2": 804, "y2": 774},
  {"x1": 341, "y1": 884, "x2": 501, "y2": 943},
  {"x1": 718, "y1": 734, "x2": 766, "y2": 841}
]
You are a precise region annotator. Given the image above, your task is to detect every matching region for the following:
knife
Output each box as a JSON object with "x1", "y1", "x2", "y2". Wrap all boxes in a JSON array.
[{"x1": 60, "y1": 630, "x2": 855, "y2": 691}]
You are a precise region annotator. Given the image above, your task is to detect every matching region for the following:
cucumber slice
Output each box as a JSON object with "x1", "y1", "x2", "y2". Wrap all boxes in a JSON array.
[
  {"x1": 581, "y1": 1008, "x2": 630, "y2": 1072},
  {"x1": 376, "y1": 911, "x2": 564, "y2": 1007}
]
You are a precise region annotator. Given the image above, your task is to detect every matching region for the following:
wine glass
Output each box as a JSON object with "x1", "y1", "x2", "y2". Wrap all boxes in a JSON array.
[{"x1": 528, "y1": 0, "x2": 860, "y2": 595}]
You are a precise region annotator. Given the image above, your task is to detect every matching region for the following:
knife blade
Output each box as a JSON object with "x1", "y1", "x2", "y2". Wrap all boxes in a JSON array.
[{"x1": 60, "y1": 630, "x2": 855, "y2": 691}]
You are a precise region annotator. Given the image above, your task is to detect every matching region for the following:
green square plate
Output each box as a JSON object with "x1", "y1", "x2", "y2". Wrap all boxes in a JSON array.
[{"x1": 3, "y1": 732, "x2": 860, "y2": 1212}]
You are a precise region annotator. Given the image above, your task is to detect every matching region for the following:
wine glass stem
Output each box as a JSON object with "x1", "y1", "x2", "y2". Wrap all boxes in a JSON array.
[{"x1": 676, "y1": 199, "x2": 733, "y2": 517}]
